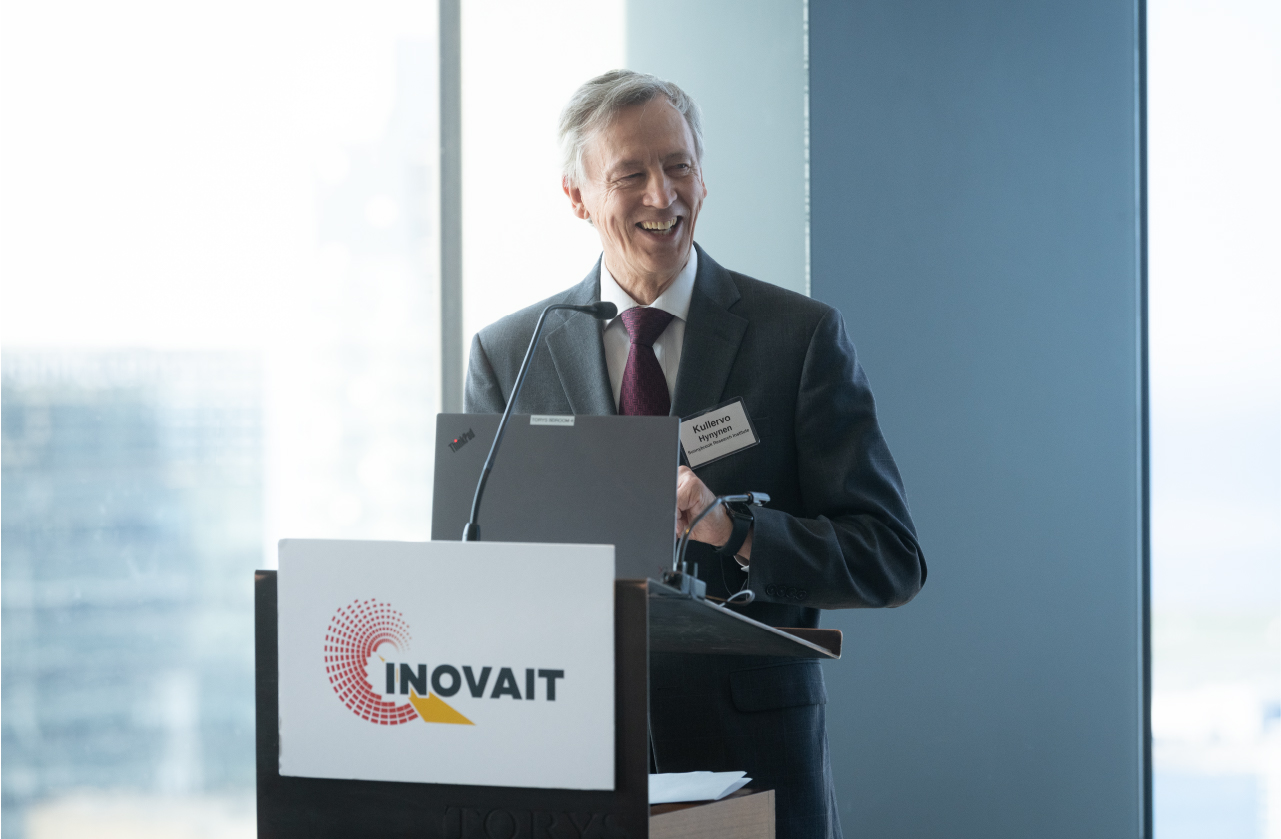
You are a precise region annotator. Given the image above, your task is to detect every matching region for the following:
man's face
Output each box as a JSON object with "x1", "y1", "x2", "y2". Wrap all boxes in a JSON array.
[{"x1": 565, "y1": 98, "x2": 707, "y2": 292}]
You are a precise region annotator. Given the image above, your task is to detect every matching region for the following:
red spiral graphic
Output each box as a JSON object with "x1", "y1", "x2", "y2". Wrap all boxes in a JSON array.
[{"x1": 324, "y1": 598, "x2": 419, "y2": 725}]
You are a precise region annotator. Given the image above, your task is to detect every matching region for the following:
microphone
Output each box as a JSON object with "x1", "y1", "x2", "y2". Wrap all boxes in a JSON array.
[
  {"x1": 462, "y1": 300, "x2": 618, "y2": 541},
  {"x1": 570, "y1": 301, "x2": 618, "y2": 320},
  {"x1": 666, "y1": 492, "x2": 771, "y2": 601}
]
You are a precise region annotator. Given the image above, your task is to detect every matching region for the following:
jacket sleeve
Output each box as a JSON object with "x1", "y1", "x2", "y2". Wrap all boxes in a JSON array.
[
  {"x1": 746, "y1": 308, "x2": 927, "y2": 610},
  {"x1": 464, "y1": 333, "x2": 507, "y2": 414}
]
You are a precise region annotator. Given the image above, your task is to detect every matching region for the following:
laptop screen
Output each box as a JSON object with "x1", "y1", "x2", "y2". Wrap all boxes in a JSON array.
[{"x1": 431, "y1": 413, "x2": 680, "y2": 580}]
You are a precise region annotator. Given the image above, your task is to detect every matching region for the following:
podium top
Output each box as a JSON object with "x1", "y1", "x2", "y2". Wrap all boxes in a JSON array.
[{"x1": 645, "y1": 580, "x2": 841, "y2": 659}]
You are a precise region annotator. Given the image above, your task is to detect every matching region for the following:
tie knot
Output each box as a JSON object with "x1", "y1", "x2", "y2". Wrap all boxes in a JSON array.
[{"x1": 619, "y1": 306, "x2": 675, "y2": 347}]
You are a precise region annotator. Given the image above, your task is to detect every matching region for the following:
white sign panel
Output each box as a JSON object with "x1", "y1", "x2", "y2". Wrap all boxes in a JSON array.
[{"x1": 277, "y1": 539, "x2": 615, "y2": 790}]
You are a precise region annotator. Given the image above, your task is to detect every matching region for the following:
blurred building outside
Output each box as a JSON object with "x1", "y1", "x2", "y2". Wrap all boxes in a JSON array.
[
  {"x1": 2, "y1": 351, "x2": 262, "y2": 838},
  {"x1": 1148, "y1": 1, "x2": 1280, "y2": 837}
]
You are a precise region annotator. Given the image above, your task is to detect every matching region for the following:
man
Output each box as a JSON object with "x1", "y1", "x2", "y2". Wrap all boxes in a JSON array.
[{"x1": 465, "y1": 70, "x2": 925, "y2": 839}]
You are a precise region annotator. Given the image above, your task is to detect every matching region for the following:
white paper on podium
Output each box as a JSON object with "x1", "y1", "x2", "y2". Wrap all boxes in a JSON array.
[
  {"x1": 277, "y1": 539, "x2": 615, "y2": 791},
  {"x1": 649, "y1": 771, "x2": 752, "y2": 804}
]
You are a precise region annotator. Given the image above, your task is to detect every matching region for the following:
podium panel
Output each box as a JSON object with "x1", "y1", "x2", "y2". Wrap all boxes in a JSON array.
[
  {"x1": 257, "y1": 571, "x2": 650, "y2": 838},
  {"x1": 650, "y1": 790, "x2": 775, "y2": 839}
]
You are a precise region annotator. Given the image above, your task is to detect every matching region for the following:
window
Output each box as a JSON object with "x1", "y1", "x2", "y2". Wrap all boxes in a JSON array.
[
  {"x1": 2, "y1": 2, "x2": 440, "y2": 835},
  {"x1": 459, "y1": 1, "x2": 624, "y2": 355},
  {"x1": 1149, "y1": 1, "x2": 1281, "y2": 835}
]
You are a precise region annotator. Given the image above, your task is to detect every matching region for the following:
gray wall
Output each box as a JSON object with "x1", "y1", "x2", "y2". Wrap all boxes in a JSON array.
[
  {"x1": 626, "y1": 0, "x2": 808, "y2": 296},
  {"x1": 809, "y1": 2, "x2": 1145, "y2": 837}
]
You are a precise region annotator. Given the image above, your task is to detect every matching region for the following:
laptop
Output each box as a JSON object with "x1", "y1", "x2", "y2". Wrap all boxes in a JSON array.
[{"x1": 431, "y1": 413, "x2": 680, "y2": 580}]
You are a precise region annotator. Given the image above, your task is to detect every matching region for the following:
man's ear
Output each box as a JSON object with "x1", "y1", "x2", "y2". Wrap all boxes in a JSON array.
[{"x1": 563, "y1": 177, "x2": 591, "y2": 221}]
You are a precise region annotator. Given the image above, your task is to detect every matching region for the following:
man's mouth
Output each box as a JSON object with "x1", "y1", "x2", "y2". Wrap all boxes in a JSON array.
[{"x1": 637, "y1": 217, "x2": 681, "y2": 236}]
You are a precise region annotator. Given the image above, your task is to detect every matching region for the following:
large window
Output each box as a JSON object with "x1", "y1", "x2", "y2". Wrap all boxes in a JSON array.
[
  {"x1": 459, "y1": 0, "x2": 624, "y2": 354},
  {"x1": 1149, "y1": 0, "x2": 1280, "y2": 836},
  {"x1": 1, "y1": 2, "x2": 440, "y2": 835}
]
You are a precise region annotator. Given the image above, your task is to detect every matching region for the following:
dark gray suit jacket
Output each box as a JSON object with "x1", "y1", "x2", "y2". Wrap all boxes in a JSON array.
[{"x1": 465, "y1": 245, "x2": 925, "y2": 839}]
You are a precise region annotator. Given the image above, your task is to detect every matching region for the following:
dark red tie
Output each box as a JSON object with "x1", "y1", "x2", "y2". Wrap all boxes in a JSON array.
[{"x1": 618, "y1": 307, "x2": 675, "y2": 416}]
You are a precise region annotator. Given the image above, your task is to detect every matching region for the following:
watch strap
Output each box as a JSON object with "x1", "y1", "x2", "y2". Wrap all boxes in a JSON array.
[{"x1": 715, "y1": 501, "x2": 754, "y2": 557}]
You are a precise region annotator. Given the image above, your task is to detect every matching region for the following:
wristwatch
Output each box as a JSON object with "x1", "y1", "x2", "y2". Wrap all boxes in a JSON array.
[{"x1": 715, "y1": 501, "x2": 755, "y2": 558}]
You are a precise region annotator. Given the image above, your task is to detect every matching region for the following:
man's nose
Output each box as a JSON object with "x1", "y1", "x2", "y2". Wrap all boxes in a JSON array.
[{"x1": 643, "y1": 171, "x2": 676, "y2": 208}]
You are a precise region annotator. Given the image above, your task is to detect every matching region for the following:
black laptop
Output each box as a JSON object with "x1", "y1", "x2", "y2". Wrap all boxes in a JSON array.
[{"x1": 431, "y1": 413, "x2": 680, "y2": 580}]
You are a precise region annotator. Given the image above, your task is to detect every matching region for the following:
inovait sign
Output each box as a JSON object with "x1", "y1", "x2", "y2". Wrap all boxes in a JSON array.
[
  {"x1": 278, "y1": 539, "x2": 615, "y2": 790},
  {"x1": 324, "y1": 597, "x2": 566, "y2": 727}
]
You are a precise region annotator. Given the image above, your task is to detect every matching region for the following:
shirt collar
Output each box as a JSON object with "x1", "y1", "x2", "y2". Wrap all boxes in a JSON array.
[{"x1": 599, "y1": 248, "x2": 698, "y2": 323}]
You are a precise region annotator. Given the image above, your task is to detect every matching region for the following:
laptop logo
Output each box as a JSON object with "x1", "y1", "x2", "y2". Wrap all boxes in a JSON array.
[{"x1": 448, "y1": 428, "x2": 475, "y2": 452}]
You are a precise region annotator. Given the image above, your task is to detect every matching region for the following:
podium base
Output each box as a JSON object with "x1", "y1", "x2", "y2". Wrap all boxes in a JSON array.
[{"x1": 650, "y1": 789, "x2": 775, "y2": 839}]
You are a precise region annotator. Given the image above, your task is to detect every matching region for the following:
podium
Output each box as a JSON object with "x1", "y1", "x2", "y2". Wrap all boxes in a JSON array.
[{"x1": 256, "y1": 552, "x2": 839, "y2": 838}]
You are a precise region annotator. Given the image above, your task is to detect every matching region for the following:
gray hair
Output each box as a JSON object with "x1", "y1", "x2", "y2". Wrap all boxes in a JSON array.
[{"x1": 558, "y1": 69, "x2": 704, "y2": 187}]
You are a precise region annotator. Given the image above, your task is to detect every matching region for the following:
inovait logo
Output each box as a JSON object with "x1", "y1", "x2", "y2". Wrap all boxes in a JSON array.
[
  {"x1": 325, "y1": 599, "x2": 422, "y2": 725},
  {"x1": 324, "y1": 599, "x2": 564, "y2": 727}
]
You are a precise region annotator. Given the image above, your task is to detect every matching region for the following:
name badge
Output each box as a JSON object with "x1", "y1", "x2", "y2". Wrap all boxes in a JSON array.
[{"x1": 679, "y1": 398, "x2": 760, "y2": 469}]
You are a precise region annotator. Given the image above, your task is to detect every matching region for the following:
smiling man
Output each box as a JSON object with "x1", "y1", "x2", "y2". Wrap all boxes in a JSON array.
[{"x1": 465, "y1": 70, "x2": 926, "y2": 839}]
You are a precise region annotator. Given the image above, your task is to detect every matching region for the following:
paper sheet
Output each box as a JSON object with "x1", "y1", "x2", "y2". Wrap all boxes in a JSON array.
[{"x1": 648, "y1": 771, "x2": 752, "y2": 804}]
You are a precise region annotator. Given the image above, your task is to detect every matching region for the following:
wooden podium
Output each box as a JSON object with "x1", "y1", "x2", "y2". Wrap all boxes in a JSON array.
[
  {"x1": 651, "y1": 789, "x2": 776, "y2": 839},
  {"x1": 256, "y1": 571, "x2": 838, "y2": 838}
]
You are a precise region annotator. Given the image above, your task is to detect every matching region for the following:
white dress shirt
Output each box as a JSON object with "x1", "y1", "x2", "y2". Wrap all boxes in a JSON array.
[{"x1": 599, "y1": 249, "x2": 698, "y2": 412}]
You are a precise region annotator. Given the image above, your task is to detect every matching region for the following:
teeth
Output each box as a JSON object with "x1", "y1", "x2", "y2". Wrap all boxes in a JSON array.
[{"x1": 640, "y1": 218, "x2": 678, "y2": 231}]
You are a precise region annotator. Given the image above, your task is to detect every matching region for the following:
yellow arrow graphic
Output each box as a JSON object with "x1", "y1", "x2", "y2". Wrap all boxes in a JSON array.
[{"x1": 408, "y1": 690, "x2": 474, "y2": 725}]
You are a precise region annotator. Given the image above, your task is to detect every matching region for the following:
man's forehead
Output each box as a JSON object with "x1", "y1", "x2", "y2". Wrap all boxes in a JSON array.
[
  {"x1": 587, "y1": 102, "x2": 695, "y2": 172},
  {"x1": 597, "y1": 144, "x2": 691, "y2": 169}
]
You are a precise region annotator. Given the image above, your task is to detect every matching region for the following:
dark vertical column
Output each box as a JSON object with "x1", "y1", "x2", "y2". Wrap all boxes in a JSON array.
[
  {"x1": 439, "y1": 0, "x2": 463, "y2": 413},
  {"x1": 808, "y1": 1, "x2": 1146, "y2": 837}
]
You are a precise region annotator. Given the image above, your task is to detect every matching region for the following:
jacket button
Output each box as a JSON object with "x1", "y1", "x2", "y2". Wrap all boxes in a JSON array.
[
  {"x1": 765, "y1": 584, "x2": 777, "y2": 597},
  {"x1": 797, "y1": 589, "x2": 808, "y2": 601}
]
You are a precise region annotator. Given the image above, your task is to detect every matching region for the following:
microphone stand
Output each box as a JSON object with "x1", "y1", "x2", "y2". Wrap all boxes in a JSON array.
[{"x1": 462, "y1": 301, "x2": 617, "y2": 541}]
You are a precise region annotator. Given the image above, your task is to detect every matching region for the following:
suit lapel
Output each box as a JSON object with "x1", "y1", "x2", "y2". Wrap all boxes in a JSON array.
[
  {"x1": 671, "y1": 245, "x2": 748, "y2": 418},
  {"x1": 545, "y1": 261, "x2": 616, "y2": 415}
]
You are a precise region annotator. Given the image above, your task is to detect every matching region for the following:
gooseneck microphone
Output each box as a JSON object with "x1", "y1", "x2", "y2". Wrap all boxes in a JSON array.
[{"x1": 462, "y1": 300, "x2": 618, "y2": 541}]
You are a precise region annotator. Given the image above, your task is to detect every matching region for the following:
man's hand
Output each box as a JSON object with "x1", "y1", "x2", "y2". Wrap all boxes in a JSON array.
[{"x1": 675, "y1": 466, "x2": 753, "y2": 560}]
